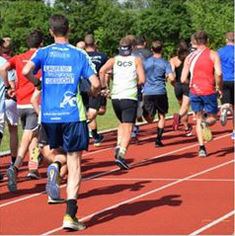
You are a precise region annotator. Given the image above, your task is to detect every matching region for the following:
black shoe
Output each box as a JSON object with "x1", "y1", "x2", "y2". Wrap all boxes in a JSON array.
[
  {"x1": 155, "y1": 138, "x2": 164, "y2": 147},
  {"x1": 94, "y1": 134, "x2": 104, "y2": 147},
  {"x1": 115, "y1": 156, "x2": 129, "y2": 170}
]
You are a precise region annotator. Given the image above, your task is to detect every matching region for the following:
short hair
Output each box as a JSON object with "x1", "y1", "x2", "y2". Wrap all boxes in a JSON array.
[
  {"x1": 177, "y1": 40, "x2": 189, "y2": 61},
  {"x1": 151, "y1": 40, "x2": 163, "y2": 53},
  {"x1": 84, "y1": 34, "x2": 95, "y2": 47},
  {"x1": 135, "y1": 36, "x2": 146, "y2": 46},
  {"x1": 225, "y1": 32, "x2": 234, "y2": 43},
  {"x1": 125, "y1": 34, "x2": 136, "y2": 47},
  {"x1": 26, "y1": 30, "x2": 44, "y2": 48},
  {"x1": 49, "y1": 14, "x2": 69, "y2": 36},
  {"x1": 119, "y1": 37, "x2": 132, "y2": 47},
  {"x1": 192, "y1": 31, "x2": 208, "y2": 45}
]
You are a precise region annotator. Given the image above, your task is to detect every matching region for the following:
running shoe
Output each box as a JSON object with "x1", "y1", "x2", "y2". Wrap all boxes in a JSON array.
[
  {"x1": 48, "y1": 196, "x2": 65, "y2": 204},
  {"x1": 7, "y1": 165, "x2": 17, "y2": 192},
  {"x1": 62, "y1": 214, "x2": 86, "y2": 231},
  {"x1": 201, "y1": 121, "x2": 213, "y2": 142},
  {"x1": 184, "y1": 124, "x2": 193, "y2": 137},
  {"x1": 27, "y1": 170, "x2": 41, "y2": 179},
  {"x1": 46, "y1": 163, "x2": 60, "y2": 200},
  {"x1": 93, "y1": 134, "x2": 104, "y2": 147},
  {"x1": 172, "y1": 113, "x2": 180, "y2": 131},
  {"x1": 115, "y1": 155, "x2": 129, "y2": 170},
  {"x1": 131, "y1": 125, "x2": 140, "y2": 138},
  {"x1": 155, "y1": 138, "x2": 164, "y2": 147},
  {"x1": 220, "y1": 108, "x2": 229, "y2": 126},
  {"x1": 198, "y1": 148, "x2": 207, "y2": 157}
]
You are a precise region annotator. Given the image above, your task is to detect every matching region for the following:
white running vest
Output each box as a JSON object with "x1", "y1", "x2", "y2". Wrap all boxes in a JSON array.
[{"x1": 112, "y1": 55, "x2": 137, "y2": 100}]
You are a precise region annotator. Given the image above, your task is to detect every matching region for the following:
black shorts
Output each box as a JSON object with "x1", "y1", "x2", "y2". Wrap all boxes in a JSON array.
[
  {"x1": 38, "y1": 124, "x2": 48, "y2": 146},
  {"x1": 112, "y1": 99, "x2": 137, "y2": 123},
  {"x1": 174, "y1": 82, "x2": 189, "y2": 100},
  {"x1": 42, "y1": 121, "x2": 89, "y2": 152},
  {"x1": 143, "y1": 94, "x2": 168, "y2": 117},
  {"x1": 221, "y1": 81, "x2": 234, "y2": 105},
  {"x1": 89, "y1": 95, "x2": 107, "y2": 110}
]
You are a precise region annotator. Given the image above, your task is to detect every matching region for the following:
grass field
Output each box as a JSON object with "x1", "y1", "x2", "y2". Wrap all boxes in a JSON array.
[{"x1": 0, "y1": 84, "x2": 179, "y2": 152}]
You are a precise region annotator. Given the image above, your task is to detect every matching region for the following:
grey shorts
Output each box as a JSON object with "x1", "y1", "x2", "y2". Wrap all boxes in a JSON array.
[{"x1": 18, "y1": 108, "x2": 38, "y2": 131}]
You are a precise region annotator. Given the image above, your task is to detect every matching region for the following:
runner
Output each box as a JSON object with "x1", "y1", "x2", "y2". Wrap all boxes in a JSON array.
[
  {"x1": 0, "y1": 38, "x2": 18, "y2": 180},
  {"x1": 84, "y1": 34, "x2": 109, "y2": 146},
  {"x1": 23, "y1": 14, "x2": 100, "y2": 230},
  {"x1": 170, "y1": 40, "x2": 192, "y2": 136},
  {"x1": 142, "y1": 40, "x2": 174, "y2": 147},
  {"x1": 181, "y1": 31, "x2": 222, "y2": 157},
  {"x1": 0, "y1": 30, "x2": 43, "y2": 192},
  {"x1": 218, "y1": 32, "x2": 234, "y2": 138},
  {"x1": 99, "y1": 36, "x2": 145, "y2": 170}
]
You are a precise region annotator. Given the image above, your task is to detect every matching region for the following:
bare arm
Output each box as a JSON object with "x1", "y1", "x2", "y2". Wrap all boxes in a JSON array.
[
  {"x1": 135, "y1": 57, "x2": 145, "y2": 85},
  {"x1": 169, "y1": 58, "x2": 176, "y2": 86},
  {"x1": 99, "y1": 58, "x2": 115, "y2": 88},
  {"x1": 22, "y1": 61, "x2": 41, "y2": 89},
  {"x1": 210, "y1": 50, "x2": 222, "y2": 91},
  {"x1": 30, "y1": 89, "x2": 41, "y2": 115},
  {"x1": 88, "y1": 74, "x2": 101, "y2": 97}
]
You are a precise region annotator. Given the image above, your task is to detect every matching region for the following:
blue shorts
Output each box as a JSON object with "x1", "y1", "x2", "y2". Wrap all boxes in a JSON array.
[
  {"x1": 190, "y1": 93, "x2": 218, "y2": 114},
  {"x1": 42, "y1": 121, "x2": 89, "y2": 152}
]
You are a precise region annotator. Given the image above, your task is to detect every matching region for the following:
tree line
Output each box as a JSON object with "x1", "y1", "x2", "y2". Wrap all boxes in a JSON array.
[{"x1": 0, "y1": 0, "x2": 233, "y2": 58}]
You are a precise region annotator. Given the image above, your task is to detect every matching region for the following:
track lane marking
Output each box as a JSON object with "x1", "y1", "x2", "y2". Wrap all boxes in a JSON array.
[
  {"x1": 0, "y1": 133, "x2": 231, "y2": 208},
  {"x1": 189, "y1": 210, "x2": 235, "y2": 235},
  {"x1": 42, "y1": 159, "x2": 234, "y2": 235}
]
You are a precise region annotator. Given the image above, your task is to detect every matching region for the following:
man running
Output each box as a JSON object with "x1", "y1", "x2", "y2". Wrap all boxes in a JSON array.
[
  {"x1": 142, "y1": 40, "x2": 174, "y2": 147},
  {"x1": 99, "y1": 36, "x2": 145, "y2": 170},
  {"x1": 0, "y1": 30, "x2": 43, "y2": 191},
  {"x1": 181, "y1": 31, "x2": 222, "y2": 157},
  {"x1": 218, "y1": 32, "x2": 234, "y2": 138},
  {"x1": 23, "y1": 14, "x2": 100, "y2": 231},
  {"x1": 84, "y1": 34, "x2": 108, "y2": 146}
]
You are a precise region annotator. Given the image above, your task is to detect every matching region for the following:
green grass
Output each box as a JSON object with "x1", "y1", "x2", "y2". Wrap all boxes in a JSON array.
[{"x1": 0, "y1": 83, "x2": 179, "y2": 152}]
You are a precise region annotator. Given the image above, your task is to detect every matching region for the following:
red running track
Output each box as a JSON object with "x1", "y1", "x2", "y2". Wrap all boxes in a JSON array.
[{"x1": 0, "y1": 116, "x2": 234, "y2": 235}]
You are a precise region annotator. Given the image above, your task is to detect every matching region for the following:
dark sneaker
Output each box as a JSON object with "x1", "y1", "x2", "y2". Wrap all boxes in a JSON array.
[
  {"x1": 62, "y1": 214, "x2": 86, "y2": 231},
  {"x1": 155, "y1": 138, "x2": 164, "y2": 147},
  {"x1": 198, "y1": 148, "x2": 207, "y2": 157},
  {"x1": 7, "y1": 165, "x2": 17, "y2": 192},
  {"x1": 201, "y1": 121, "x2": 213, "y2": 142},
  {"x1": 185, "y1": 124, "x2": 193, "y2": 137},
  {"x1": 220, "y1": 108, "x2": 229, "y2": 126},
  {"x1": 48, "y1": 196, "x2": 65, "y2": 204},
  {"x1": 46, "y1": 163, "x2": 60, "y2": 200},
  {"x1": 94, "y1": 134, "x2": 104, "y2": 147},
  {"x1": 115, "y1": 156, "x2": 129, "y2": 170},
  {"x1": 27, "y1": 170, "x2": 41, "y2": 179},
  {"x1": 172, "y1": 113, "x2": 180, "y2": 131}
]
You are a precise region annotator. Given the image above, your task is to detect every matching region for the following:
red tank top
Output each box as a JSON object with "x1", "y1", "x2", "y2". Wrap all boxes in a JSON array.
[{"x1": 190, "y1": 48, "x2": 215, "y2": 95}]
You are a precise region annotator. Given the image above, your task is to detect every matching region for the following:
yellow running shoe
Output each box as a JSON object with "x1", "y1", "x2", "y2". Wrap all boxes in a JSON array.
[
  {"x1": 62, "y1": 214, "x2": 86, "y2": 231},
  {"x1": 201, "y1": 121, "x2": 213, "y2": 142}
]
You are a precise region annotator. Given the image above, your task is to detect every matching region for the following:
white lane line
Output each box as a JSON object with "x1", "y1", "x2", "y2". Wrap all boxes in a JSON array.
[
  {"x1": 92, "y1": 178, "x2": 234, "y2": 182},
  {"x1": 189, "y1": 210, "x2": 235, "y2": 236},
  {"x1": 42, "y1": 159, "x2": 234, "y2": 235},
  {"x1": 0, "y1": 133, "x2": 231, "y2": 208}
]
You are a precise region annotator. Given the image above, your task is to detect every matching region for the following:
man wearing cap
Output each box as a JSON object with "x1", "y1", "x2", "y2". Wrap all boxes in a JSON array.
[{"x1": 99, "y1": 37, "x2": 145, "y2": 169}]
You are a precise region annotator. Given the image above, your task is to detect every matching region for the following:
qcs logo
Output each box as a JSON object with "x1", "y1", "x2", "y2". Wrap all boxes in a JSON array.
[{"x1": 117, "y1": 61, "x2": 133, "y2": 67}]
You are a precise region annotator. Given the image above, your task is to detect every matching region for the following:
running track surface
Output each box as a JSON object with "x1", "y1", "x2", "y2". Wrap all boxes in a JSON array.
[{"x1": 0, "y1": 116, "x2": 234, "y2": 235}]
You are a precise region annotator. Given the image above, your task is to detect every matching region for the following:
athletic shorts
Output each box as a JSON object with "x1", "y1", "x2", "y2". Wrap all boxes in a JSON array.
[
  {"x1": 190, "y1": 93, "x2": 218, "y2": 114},
  {"x1": 143, "y1": 94, "x2": 168, "y2": 117},
  {"x1": 38, "y1": 124, "x2": 48, "y2": 147},
  {"x1": 174, "y1": 82, "x2": 189, "y2": 100},
  {"x1": 112, "y1": 99, "x2": 137, "y2": 123},
  {"x1": 221, "y1": 81, "x2": 234, "y2": 105},
  {"x1": 42, "y1": 121, "x2": 89, "y2": 152},
  {"x1": 18, "y1": 108, "x2": 38, "y2": 131}
]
